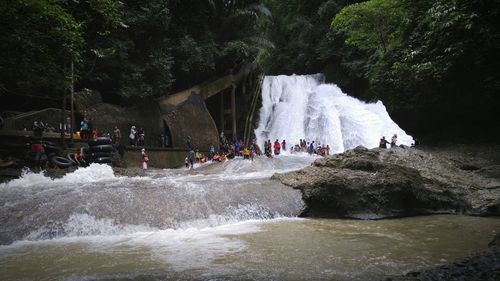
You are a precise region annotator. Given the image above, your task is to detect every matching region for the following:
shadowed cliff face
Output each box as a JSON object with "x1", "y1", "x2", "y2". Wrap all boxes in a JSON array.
[
  {"x1": 274, "y1": 145, "x2": 500, "y2": 219},
  {"x1": 160, "y1": 93, "x2": 219, "y2": 151}
]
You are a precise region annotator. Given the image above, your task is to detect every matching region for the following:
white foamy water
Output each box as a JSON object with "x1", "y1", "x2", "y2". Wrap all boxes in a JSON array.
[
  {"x1": 0, "y1": 157, "x2": 312, "y2": 244},
  {"x1": 255, "y1": 74, "x2": 413, "y2": 153},
  {"x1": 0, "y1": 163, "x2": 117, "y2": 189}
]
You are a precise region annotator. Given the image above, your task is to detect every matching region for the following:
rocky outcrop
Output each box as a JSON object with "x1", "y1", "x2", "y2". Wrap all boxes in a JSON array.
[
  {"x1": 159, "y1": 92, "x2": 219, "y2": 151},
  {"x1": 274, "y1": 145, "x2": 500, "y2": 219}
]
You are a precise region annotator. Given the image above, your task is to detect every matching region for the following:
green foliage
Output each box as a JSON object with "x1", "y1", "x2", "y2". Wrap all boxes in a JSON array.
[
  {"x1": 0, "y1": 0, "x2": 83, "y2": 96},
  {"x1": 331, "y1": 0, "x2": 407, "y2": 56},
  {"x1": 260, "y1": 0, "x2": 335, "y2": 74},
  {"x1": 3, "y1": 0, "x2": 499, "y2": 139},
  {"x1": 1, "y1": 0, "x2": 270, "y2": 103}
]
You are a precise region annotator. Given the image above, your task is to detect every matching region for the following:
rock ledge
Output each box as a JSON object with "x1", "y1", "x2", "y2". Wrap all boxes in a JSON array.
[{"x1": 274, "y1": 145, "x2": 500, "y2": 218}]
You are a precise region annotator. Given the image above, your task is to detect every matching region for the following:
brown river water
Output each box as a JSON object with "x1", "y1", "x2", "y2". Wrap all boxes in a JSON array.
[
  {"x1": 0, "y1": 156, "x2": 498, "y2": 280},
  {"x1": 0, "y1": 215, "x2": 498, "y2": 281}
]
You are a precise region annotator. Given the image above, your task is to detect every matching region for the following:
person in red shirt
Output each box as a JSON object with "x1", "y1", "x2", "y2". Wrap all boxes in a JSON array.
[
  {"x1": 274, "y1": 139, "x2": 281, "y2": 155},
  {"x1": 31, "y1": 142, "x2": 46, "y2": 168}
]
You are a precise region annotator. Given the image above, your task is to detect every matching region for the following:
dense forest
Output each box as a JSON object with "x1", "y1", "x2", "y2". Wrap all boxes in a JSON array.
[{"x1": 1, "y1": 0, "x2": 499, "y2": 140}]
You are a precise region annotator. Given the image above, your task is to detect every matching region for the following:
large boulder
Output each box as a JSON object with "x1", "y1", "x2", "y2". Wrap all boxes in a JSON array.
[
  {"x1": 274, "y1": 146, "x2": 500, "y2": 218},
  {"x1": 159, "y1": 91, "x2": 219, "y2": 151}
]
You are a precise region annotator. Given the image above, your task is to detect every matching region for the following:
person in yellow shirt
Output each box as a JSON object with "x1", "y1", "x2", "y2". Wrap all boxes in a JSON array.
[{"x1": 242, "y1": 147, "x2": 250, "y2": 159}]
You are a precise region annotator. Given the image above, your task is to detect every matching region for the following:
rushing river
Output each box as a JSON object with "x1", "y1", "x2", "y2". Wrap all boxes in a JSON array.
[
  {"x1": 1, "y1": 74, "x2": 498, "y2": 280},
  {"x1": 0, "y1": 156, "x2": 499, "y2": 281}
]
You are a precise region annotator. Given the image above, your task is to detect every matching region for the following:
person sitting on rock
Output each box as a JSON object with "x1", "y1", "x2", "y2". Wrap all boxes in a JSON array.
[
  {"x1": 212, "y1": 152, "x2": 221, "y2": 162},
  {"x1": 221, "y1": 153, "x2": 228, "y2": 161},
  {"x1": 379, "y1": 136, "x2": 389, "y2": 148}
]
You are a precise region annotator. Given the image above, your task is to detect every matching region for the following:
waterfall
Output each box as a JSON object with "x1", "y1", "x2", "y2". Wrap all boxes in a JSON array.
[{"x1": 255, "y1": 74, "x2": 413, "y2": 153}]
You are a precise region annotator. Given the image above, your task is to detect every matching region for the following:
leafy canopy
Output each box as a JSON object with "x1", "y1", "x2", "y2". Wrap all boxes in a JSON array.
[{"x1": 331, "y1": 0, "x2": 407, "y2": 56}]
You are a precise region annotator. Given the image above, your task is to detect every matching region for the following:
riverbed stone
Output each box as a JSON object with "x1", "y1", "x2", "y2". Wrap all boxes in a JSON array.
[{"x1": 274, "y1": 145, "x2": 500, "y2": 218}]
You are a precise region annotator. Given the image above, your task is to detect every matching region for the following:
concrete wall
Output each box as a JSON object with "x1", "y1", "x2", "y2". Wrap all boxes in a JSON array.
[{"x1": 86, "y1": 101, "x2": 162, "y2": 148}]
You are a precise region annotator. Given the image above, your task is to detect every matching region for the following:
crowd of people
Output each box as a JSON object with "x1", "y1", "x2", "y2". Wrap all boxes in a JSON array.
[
  {"x1": 264, "y1": 138, "x2": 331, "y2": 157},
  {"x1": 181, "y1": 132, "x2": 336, "y2": 169},
  {"x1": 25, "y1": 116, "x2": 407, "y2": 171}
]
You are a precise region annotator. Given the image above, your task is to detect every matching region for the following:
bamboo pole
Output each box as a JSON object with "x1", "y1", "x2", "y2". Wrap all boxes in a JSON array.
[
  {"x1": 231, "y1": 84, "x2": 237, "y2": 141},
  {"x1": 70, "y1": 61, "x2": 74, "y2": 144}
]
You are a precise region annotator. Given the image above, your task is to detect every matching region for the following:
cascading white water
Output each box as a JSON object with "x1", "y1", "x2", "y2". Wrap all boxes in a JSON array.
[
  {"x1": 0, "y1": 158, "x2": 311, "y2": 245},
  {"x1": 255, "y1": 74, "x2": 413, "y2": 153}
]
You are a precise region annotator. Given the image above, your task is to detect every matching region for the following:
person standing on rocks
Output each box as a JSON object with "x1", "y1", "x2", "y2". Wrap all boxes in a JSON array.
[
  {"x1": 308, "y1": 141, "x2": 315, "y2": 154},
  {"x1": 113, "y1": 126, "x2": 121, "y2": 144},
  {"x1": 209, "y1": 144, "x2": 215, "y2": 159},
  {"x1": 379, "y1": 136, "x2": 389, "y2": 148},
  {"x1": 129, "y1": 126, "x2": 137, "y2": 146},
  {"x1": 188, "y1": 149, "x2": 195, "y2": 169},
  {"x1": 80, "y1": 118, "x2": 88, "y2": 140},
  {"x1": 141, "y1": 148, "x2": 149, "y2": 170},
  {"x1": 137, "y1": 128, "x2": 145, "y2": 146},
  {"x1": 391, "y1": 134, "x2": 398, "y2": 148},
  {"x1": 87, "y1": 117, "x2": 93, "y2": 137}
]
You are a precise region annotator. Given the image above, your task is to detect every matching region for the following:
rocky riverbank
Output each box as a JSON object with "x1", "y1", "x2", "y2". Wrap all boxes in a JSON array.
[{"x1": 273, "y1": 144, "x2": 500, "y2": 219}]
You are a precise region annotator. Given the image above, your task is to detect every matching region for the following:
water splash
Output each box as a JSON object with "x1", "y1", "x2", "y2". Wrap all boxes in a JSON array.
[
  {"x1": 24, "y1": 213, "x2": 156, "y2": 241},
  {"x1": 255, "y1": 74, "x2": 413, "y2": 153},
  {"x1": 0, "y1": 163, "x2": 118, "y2": 189},
  {"x1": 0, "y1": 159, "x2": 307, "y2": 244}
]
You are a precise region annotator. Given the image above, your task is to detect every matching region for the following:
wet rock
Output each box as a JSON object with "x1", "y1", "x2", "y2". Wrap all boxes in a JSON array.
[
  {"x1": 488, "y1": 233, "x2": 500, "y2": 248},
  {"x1": 113, "y1": 167, "x2": 147, "y2": 177},
  {"x1": 476, "y1": 165, "x2": 500, "y2": 179},
  {"x1": 459, "y1": 164, "x2": 481, "y2": 171},
  {"x1": 274, "y1": 145, "x2": 500, "y2": 218}
]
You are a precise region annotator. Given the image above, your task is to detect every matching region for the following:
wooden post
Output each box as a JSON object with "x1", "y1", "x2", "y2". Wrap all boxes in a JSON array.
[
  {"x1": 219, "y1": 92, "x2": 224, "y2": 135},
  {"x1": 70, "y1": 61, "x2": 74, "y2": 144},
  {"x1": 231, "y1": 84, "x2": 237, "y2": 141},
  {"x1": 61, "y1": 92, "x2": 66, "y2": 148}
]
